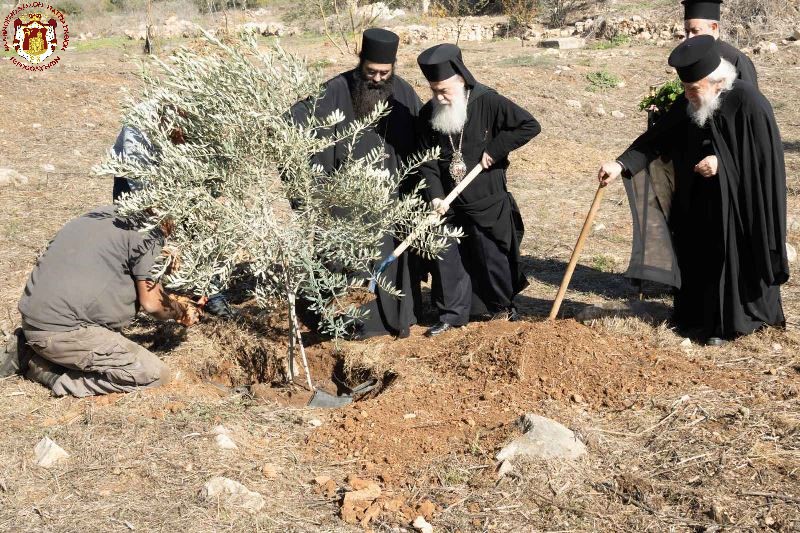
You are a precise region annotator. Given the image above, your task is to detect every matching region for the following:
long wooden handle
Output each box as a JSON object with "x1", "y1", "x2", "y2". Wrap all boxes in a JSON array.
[
  {"x1": 548, "y1": 185, "x2": 606, "y2": 320},
  {"x1": 383, "y1": 163, "x2": 484, "y2": 263}
]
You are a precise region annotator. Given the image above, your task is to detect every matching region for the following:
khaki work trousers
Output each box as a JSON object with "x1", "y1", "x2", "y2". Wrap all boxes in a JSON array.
[{"x1": 23, "y1": 325, "x2": 170, "y2": 397}]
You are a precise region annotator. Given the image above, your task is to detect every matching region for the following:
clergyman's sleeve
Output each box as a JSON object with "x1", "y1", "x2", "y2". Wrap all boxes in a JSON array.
[{"x1": 484, "y1": 93, "x2": 541, "y2": 162}]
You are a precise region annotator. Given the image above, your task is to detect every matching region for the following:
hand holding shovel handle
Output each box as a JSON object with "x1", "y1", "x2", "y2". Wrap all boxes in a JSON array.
[
  {"x1": 548, "y1": 184, "x2": 607, "y2": 320},
  {"x1": 369, "y1": 163, "x2": 484, "y2": 292}
]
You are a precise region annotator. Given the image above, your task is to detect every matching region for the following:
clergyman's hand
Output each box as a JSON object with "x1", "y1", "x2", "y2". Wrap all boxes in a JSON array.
[
  {"x1": 694, "y1": 155, "x2": 718, "y2": 178},
  {"x1": 481, "y1": 152, "x2": 494, "y2": 170},
  {"x1": 431, "y1": 198, "x2": 447, "y2": 216},
  {"x1": 597, "y1": 161, "x2": 623, "y2": 187}
]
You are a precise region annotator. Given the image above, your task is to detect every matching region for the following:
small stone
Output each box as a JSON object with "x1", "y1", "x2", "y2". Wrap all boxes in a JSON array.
[
  {"x1": 403, "y1": 413, "x2": 417, "y2": 419},
  {"x1": 0, "y1": 168, "x2": 29, "y2": 187},
  {"x1": 570, "y1": 393, "x2": 584, "y2": 403},
  {"x1": 565, "y1": 99, "x2": 582, "y2": 109},
  {"x1": 72, "y1": 149, "x2": 81, "y2": 157},
  {"x1": 34, "y1": 437, "x2": 69, "y2": 468},
  {"x1": 314, "y1": 475, "x2": 332, "y2": 486},
  {"x1": 199, "y1": 476, "x2": 265, "y2": 513},
  {"x1": 215, "y1": 434, "x2": 237, "y2": 450},
  {"x1": 262, "y1": 463, "x2": 278, "y2": 478},
  {"x1": 308, "y1": 418, "x2": 323, "y2": 427},
  {"x1": 413, "y1": 515, "x2": 434, "y2": 533},
  {"x1": 738, "y1": 406, "x2": 751, "y2": 418},
  {"x1": 32, "y1": 123, "x2": 42, "y2": 128},
  {"x1": 772, "y1": 343, "x2": 783, "y2": 352},
  {"x1": 792, "y1": 28, "x2": 800, "y2": 40},
  {"x1": 41, "y1": 164, "x2": 55, "y2": 173},
  {"x1": 786, "y1": 243, "x2": 796, "y2": 263},
  {"x1": 417, "y1": 499, "x2": 436, "y2": 520},
  {"x1": 611, "y1": 110, "x2": 625, "y2": 119},
  {"x1": 594, "y1": 105, "x2": 606, "y2": 116},
  {"x1": 592, "y1": 223, "x2": 606, "y2": 232},
  {"x1": 212, "y1": 424, "x2": 231, "y2": 435},
  {"x1": 680, "y1": 338, "x2": 692, "y2": 348}
]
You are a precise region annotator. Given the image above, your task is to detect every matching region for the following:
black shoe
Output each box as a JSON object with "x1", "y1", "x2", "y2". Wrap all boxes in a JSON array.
[
  {"x1": 705, "y1": 337, "x2": 726, "y2": 347},
  {"x1": 424, "y1": 322, "x2": 461, "y2": 337},
  {"x1": 397, "y1": 327, "x2": 410, "y2": 339},
  {"x1": 24, "y1": 355, "x2": 62, "y2": 388}
]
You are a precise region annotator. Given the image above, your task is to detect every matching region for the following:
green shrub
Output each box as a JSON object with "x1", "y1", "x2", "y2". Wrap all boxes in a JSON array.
[
  {"x1": 194, "y1": 0, "x2": 270, "y2": 13},
  {"x1": 638, "y1": 78, "x2": 684, "y2": 113},
  {"x1": 54, "y1": 0, "x2": 83, "y2": 15}
]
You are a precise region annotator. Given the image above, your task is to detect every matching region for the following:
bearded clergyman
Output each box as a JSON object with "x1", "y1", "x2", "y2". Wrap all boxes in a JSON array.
[
  {"x1": 598, "y1": 36, "x2": 788, "y2": 345},
  {"x1": 415, "y1": 44, "x2": 541, "y2": 337},
  {"x1": 290, "y1": 28, "x2": 423, "y2": 339}
]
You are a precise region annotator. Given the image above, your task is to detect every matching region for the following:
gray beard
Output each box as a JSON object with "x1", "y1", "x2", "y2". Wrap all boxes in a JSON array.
[
  {"x1": 687, "y1": 90, "x2": 723, "y2": 128},
  {"x1": 430, "y1": 90, "x2": 468, "y2": 134}
]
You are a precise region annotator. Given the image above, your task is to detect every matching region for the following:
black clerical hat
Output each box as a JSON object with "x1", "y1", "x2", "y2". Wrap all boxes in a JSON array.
[
  {"x1": 417, "y1": 43, "x2": 477, "y2": 87},
  {"x1": 668, "y1": 35, "x2": 721, "y2": 82},
  {"x1": 360, "y1": 28, "x2": 399, "y2": 64},
  {"x1": 682, "y1": 0, "x2": 722, "y2": 20}
]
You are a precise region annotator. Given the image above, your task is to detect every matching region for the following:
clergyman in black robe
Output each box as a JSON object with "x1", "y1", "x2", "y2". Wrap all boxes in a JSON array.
[
  {"x1": 599, "y1": 36, "x2": 788, "y2": 345},
  {"x1": 622, "y1": 0, "x2": 760, "y2": 291},
  {"x1": 682, "y1": 0, "x2": 757, "y2": 88},
  {"x1": 290, "y1": 28, "x2": 423, "y2": 339},
  {"x1": 415, "y1": 44, "x2": 541, "y2": 337}
]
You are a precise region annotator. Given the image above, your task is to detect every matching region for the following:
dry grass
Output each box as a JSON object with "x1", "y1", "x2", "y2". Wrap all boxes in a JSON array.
[{"x1": 0, "y1": 21, "x2": 798, "y2": 533}]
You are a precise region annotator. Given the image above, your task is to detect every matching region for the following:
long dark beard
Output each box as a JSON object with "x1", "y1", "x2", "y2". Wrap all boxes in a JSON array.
[{"x1": 351, "y1": 68, "x2": 394, "y2": 120}]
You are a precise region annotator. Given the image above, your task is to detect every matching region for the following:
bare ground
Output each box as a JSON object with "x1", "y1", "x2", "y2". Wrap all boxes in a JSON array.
[{"x1": 1, "y1": 24, "x2": 799, "y2": 533}]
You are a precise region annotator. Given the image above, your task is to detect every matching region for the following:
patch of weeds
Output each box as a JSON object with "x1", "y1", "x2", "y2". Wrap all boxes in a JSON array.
[
  {"x1": 586, "y1": 70, "x2": 621, "y2": 92},
  {"x1": 591, "y1": 254, "x2": 616, "y2": 272},
  {"x1": 438, "y1": 464, "x2": 471, "y2": 487},
  {"x1": 73, "y1": 36, "x2": 131, "y2": 52},
  {"x1": 310, "y1": 58, "x2": 334, "y2": 70},
  {"x1": 499, "y1": 54, "x2": 556, "y2": 68},
  {"x1": 592, "y1": 34, "x2": 630, "y2": 49}
]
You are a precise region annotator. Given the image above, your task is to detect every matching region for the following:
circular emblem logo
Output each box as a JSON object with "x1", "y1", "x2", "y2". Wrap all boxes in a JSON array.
[{"x1": 3, "y1": 3, "x2": 70, "y2": 71}]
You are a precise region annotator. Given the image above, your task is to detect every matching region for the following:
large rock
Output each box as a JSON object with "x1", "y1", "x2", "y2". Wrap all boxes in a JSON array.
[
  {"x1": 34, "y1": 437, "x2": 69, "y2": 468},
  {"x1": 0, "y1": 168, "x2": 29, "y2": 187},
  {"x1": 496, "y1": 414, "x2": 586, "y2": 462},
  {"x1": 540, "y1": 37, "x2": 586, "y2": 50},
  {"x1": 199, "y1": 477, "x2": 265, "y2": 513}
]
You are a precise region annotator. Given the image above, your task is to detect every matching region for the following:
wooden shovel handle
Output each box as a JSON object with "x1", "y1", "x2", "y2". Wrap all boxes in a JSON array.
[{"x1": 548, "y1": 185, "x2": 606, "y2": 320}]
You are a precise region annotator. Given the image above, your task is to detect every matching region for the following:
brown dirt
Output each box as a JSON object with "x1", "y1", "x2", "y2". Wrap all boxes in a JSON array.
[{"x1": 306, "y1": 319, "x2": 757, "y2": 485}]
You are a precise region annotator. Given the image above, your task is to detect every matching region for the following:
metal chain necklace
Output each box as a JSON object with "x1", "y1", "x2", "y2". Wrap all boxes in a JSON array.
[{"x1": 447, "y1": 89, "x2": 471, "y2": 183}]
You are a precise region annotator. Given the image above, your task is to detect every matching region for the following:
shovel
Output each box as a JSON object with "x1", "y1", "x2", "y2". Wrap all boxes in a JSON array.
[
  {"x1": 369, "y1": 163, "x2": 484, "y2": 292},
  {"x1": 307, "y1": 378, "x2": 380, "y2": 408}
]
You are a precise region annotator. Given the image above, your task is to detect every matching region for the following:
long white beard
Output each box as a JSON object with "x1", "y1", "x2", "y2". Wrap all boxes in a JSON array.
[
  {"x1": 688, "y1": 89, "x2": 723, "y2": 128},
  {"x1": 430, "y1": 89, "x2": 468, "y2": 134}
]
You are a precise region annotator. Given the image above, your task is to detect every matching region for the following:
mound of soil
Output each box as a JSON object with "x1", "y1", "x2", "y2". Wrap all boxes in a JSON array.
[{"x1": 307, "y1": 319, "x2": 750, "y2": 485}]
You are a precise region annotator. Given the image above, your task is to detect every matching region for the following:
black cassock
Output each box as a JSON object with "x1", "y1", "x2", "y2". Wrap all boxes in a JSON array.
[
  {"x1": 618, "y1": 80, "x2": 788, "y2": 339},
  {"x1": 417, "y1": 84, "x2": 540, "y2": 324},
  {"x1": 719, "y1": 40, "x2": 758, "y2": 88},
  {"x1": 291, "y1": 70, "x2": 423, "y2": 338}
]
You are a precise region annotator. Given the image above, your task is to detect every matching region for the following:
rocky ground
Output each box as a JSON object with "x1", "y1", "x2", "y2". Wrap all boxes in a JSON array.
[{"x1": 1, "y1": 10, "x2": 799, "y2": 533}]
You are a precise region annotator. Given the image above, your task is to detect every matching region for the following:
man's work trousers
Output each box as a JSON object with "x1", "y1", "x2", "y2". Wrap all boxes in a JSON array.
[{"x1": 22, "y1": 325, "x2": 170, "y2": 397}]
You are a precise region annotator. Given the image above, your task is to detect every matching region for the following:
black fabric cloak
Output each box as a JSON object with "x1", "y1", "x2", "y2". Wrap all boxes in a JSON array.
[
  {"x1": 290, "y1": 70, "x2": 423, "y2": 337},
  {"x1": 719, "y1": 40, "x2": 758, "y2": 88},
  {"x1": 416, "y1": 83, "x2": 540, "y2": 318},
  {"x1": 617, "y1": 80, "x2": 788, "y2": 338}
]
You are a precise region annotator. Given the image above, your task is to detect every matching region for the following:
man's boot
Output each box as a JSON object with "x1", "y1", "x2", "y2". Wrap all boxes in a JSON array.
[{"x1": 24, "y1": 354, "x2": 62, "y2": 389}]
